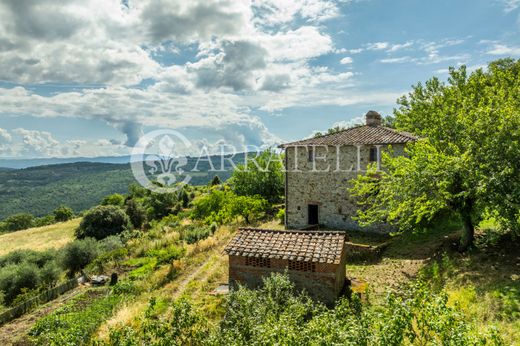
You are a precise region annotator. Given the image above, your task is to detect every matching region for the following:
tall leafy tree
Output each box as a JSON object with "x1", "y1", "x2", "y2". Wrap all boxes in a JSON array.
[
  {"x1": 230, "y1": 149, "x2": 284, "y2": 204},
  {"x1": 350, "y1": 59, "x2": 520, "y2": 250}
]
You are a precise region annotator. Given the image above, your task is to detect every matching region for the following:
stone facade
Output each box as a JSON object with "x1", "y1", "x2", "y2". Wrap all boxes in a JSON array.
[{"x1": 281, "y1": 111, "x2": 415, "y2": 231}]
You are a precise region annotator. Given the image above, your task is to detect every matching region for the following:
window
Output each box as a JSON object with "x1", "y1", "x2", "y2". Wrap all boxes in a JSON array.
[
  {"x1": 308, "y1": 146, "x2": 314, "y2": 162},
  {"x1": 288, "y1": 260, "x2": 316, "y2": 272},
  {"x1": 369, "y1": 147, "x2": 377, "y2": 162},
  {"x1": 245, "y1": 256, "x2": 271, "y2": 268}
]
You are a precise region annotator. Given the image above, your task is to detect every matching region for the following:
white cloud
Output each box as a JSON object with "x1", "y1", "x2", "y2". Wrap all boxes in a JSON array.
[
  {"x1": 340, "y1": 56, "x2": 353, "y2": 64},
  {"x1": 380, "y1": 56, "x2": 413, "y2": 64},
  {"x1": 0, "y1": 128, "x2": 12, "y2": 143},
  {"x1": 251, "y1": 0, "x2": 339, "y2": 25},
  {"x1": 486, "y1": 43, "x2": 520, "y2": 55},
  {"x1": 366, "y1": 42, "x2": 390, "y2": 50},
  {"x1": 500, "y1": 0, "x2": 520, "y2": 12}
]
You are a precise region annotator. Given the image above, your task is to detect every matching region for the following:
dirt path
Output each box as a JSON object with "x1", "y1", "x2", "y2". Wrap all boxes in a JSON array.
[{"x1": 0, "y1": 285, "x2": 86, "y2": 345}]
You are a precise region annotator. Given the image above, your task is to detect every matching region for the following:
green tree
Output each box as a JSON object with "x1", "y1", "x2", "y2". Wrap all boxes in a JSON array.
[
  {"x1": 53, "y1": 205, "x2": 74, "y2": 222},
  {"x1": 350, "y1": 59, "x2": 520, "y2": 250},
  {"x1": 2, "y1": 213, "x2": 34, "y2": 232},
  {"x1": 225, "y1": 195, "x2": 268, "y2": 224},
  {"x1": 76, "y1": 205, "x2": 132, "y2": 240},
  {"x1": 60, "y1": 238, "x2": 99, "y2": 276},
  {"x1": 125, "y1": 198, "x2": 147, "y2": 229},
  {"x1": 101, "y1": 193, "x2": 125, "y2": 207},
  {"x1": 210, "y1": 175, "x2": 222, "y2": 186},
  {"x1": 230, "y1": 149, "x2": 284, "y2": 204}
]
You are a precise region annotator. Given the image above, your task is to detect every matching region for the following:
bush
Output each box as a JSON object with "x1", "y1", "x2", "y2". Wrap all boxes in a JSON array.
[
  {"x1": 191, "y1": 188, "x2": 268, "y2": 225},
  {"x1": 101, "y1": 193, "x2": 125, "y2": 206},
  {"x1": 61, "y1": 238, "x2": 99, "y2": 276},
  {"x1": 76, "y1": 205, "x2": 132, "y2": 240},
  {"x1": 2, "y1": 213, "x2": 34, "y2": 232},
  {"x1": 33, "y1": 215, "x2": 55, "y2": 227},
  {"x1": 0, "y1": 262, "x2": 41, "y2": 305},
  {"x1": 0, "y1": 249, "x2": 56, "y2": 268},
  {"x1": 125, "y1": 199, "x2": 147, "y2": 229},
  {"x1": 276, "y1": 208, "x2": 285, "y2": 224},
  {"x1": 53, "y1": 205, "x2": 74, "y2": 222},
  {"x1": 229, "y1": 149, "x2": 284, "y2": 203},
  {"x1": 40, "y1": 261, "x2": 61, "y2": 286}
]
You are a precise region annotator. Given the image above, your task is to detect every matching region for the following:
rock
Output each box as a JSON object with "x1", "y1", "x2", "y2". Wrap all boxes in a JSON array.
[{"x1": 91, "y1": 275, "x2": 110, "y2": 286}]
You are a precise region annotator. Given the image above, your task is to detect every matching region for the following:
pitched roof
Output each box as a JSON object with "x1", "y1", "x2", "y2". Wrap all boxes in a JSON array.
[
  {"x1": 280, "y1": 125, "x2": 417, "y2": 147},
  {"x1": 224, "y1": 228, "x2": 347, "y2": 264}
]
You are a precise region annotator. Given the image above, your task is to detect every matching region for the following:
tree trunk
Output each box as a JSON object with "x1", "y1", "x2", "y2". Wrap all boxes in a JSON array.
[{"x1": 459, "y1": 206, "x2": 474, "y2": 252}]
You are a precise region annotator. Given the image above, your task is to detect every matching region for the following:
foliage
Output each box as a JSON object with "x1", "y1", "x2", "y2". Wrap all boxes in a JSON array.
[
  {"x1": 104, "y1": 273, "x2": 501, "y2": 345},
  {"x1": 33, "y1": 215, "x2": 55, "y2": 227},
  {"x1": 190, "y1": 188, "x2": 268, "y2": 225},
  {"x1": 0, "y1": 262, "x2": 41, "y2": 305},
  {"x1": 276, "y1": 208, "x2": 285, "y2": 224},
  {"x1": 210, "y1": 175, "x2": 221, "y2": 186},
  {"x1": 350, "y1": 59, "x2": 520, "y2": 250},
  {"x1": 53, "y1": 206, "x2": 74, "y2": 222},
  {"x1": 229, "y1": 150, "x2": 284, "y2": 204},
  {"x1": 0, "y1": 157, "x2": 241, "y2": 219},
  {"x1": 0, "y1": 249, "x2": 62, "y2": 305},
  {"x1": 124, "y1": 198, "x2": 147, "y2": 229},
  {"x1": 60, "y1": 238, "x2": 99, "y2": 276},
  {"x1": 1, "y1": 212, "x2": 34, "y2": 232},
  {"x1": 180, "y1": 225, "x2": 213, "y2": 244},
  {"x1": 30, "y1": 289, "x2": 123, "y2": 345},
  {"x1": 76, "y1": 205, "x2": 132, "y2": 240},
  {"x1": 106, "y1": 298, "x2": 210, "y2": 346},
  {"x1": 101, "y1": 193, "x2": 125, "y2": 207}
]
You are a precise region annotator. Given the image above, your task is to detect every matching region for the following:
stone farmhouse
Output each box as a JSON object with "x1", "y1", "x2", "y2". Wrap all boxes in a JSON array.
[
  {"x1": 224, "y1": 228, "x2": 347, "y2": 305},
  {"x1": 280, "y1": 111, "x2": 417, "y2": 230}
]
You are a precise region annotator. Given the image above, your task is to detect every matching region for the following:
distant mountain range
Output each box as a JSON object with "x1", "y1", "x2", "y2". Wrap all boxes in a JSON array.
[
  {"x1": 0, "y1": 155, "x2": 133, "y2": 169},
  {"x1": 0, "y1": 153, "x2": 247, "y2": 219}
]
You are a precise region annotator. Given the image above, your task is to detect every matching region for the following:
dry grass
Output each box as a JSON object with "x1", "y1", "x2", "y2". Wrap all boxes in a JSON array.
[
  {"x1": 95, "y1": 224, "x2": 235, "y2": 341},
  {"x1": 0, "y1": 218, "x2": 80, "y2": 256}
]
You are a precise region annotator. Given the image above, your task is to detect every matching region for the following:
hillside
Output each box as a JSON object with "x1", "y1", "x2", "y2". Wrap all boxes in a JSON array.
[
  {"x1": 0, "y1": 154, "x2": 246, "y2": 219},
  {"x1": 0, "y1": 218, "x2": 79, "y2": 256}
]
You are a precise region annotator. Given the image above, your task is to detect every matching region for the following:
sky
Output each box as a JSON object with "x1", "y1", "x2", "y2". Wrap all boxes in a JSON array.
[{"x1": 0, "y1": 0, "x2": 519, "y2": 158}]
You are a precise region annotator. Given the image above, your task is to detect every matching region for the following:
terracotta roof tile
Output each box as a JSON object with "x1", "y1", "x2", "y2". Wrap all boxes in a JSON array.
[
  {"x1": 279, "y1": 125, "x2": 417, "y2": 147},
  {"x1": 224, "y1": 228, "x2": 347, "y2": 264}
]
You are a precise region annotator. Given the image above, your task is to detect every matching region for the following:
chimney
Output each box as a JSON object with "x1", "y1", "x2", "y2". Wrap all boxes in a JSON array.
[{"x1": 365, "y1": 110, "x2": 382, "y2": 126}]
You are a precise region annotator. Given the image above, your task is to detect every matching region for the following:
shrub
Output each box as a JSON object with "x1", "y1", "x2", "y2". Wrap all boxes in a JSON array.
[
  {"x1": 40, "y1": 261, "x2": 61, "y2": 286},
  {"x1": 276, "y1": 208, "x2": 285, "y2": 224},
  {"x1": 182, "y1": 226, "x2": 212, "y2": 244},
  {"x1": 34, "y1": 215, "x2": 55, "y2": 227},
  {"x1": 53, "y1": 205, "x2": 74, "y2": 222},
  {"x1": 61, "y1": 238, "x2": 99, "y2": 276},
  {"x1": 125, "y1": 198, "x2": 147, "y2": 229},
  {"x1": 101, "y1": 193, "x2": 125, "y2": 206},
  {"x1": 76, "y1": 205, "x2": 132, "y2": 240},
  {"x1": 0, "y1": 262, "x2": 41, "y2": 305},
  {"x1": 191, "y1": 188, "x2": 268, "y2": 225},
  {"x1": 0, "y1": 249, "x2": 56, "y2": 268},
  {"x1": 229, "y1": 149, "x2": 284, "y2": 203},
  {"x1": 2, "y1": 213, "x2": 34, "y2": 232}
]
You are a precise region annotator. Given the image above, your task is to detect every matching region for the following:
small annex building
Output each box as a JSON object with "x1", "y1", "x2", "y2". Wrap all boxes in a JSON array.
[{"x1": 224, "y1": 228, "x2": 348, "y2": 305}]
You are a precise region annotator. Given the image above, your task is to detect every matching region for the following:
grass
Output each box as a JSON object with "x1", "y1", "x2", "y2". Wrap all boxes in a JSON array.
[{"x1": 0, "y1": 218, "x2": 80, "y2": 256}]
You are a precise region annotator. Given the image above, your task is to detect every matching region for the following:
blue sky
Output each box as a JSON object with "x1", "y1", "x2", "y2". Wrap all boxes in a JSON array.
[{"x1": 0, "y1": 0, "x2": 519, "y2": 158}]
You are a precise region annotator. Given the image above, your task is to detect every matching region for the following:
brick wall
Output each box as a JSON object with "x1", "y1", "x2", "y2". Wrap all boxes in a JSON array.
[{"x1": 229, "y1": 250, "x2": 347, "y2": 305}]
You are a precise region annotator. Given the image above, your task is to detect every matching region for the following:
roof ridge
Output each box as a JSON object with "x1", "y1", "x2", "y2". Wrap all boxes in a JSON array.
[
  {"x1": 378, "y1": 126, "x2": 418, "y2": 140},
  {"x1": 238, "y1": 227, "x2": 347, "y2": 235}
]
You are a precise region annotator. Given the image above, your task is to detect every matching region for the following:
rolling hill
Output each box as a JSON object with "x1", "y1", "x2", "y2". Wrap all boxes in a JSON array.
[{"x1": 0, "y1": 154, "x2": 245, "y2": 219}]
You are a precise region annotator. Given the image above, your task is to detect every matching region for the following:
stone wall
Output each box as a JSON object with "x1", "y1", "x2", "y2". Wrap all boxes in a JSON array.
[
  {"x1": 229, "y1": 250, "x2": 347, "y2": 305},
  {"x1": 285, "y1": 144, "x2": 405, "y2": 230}
]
